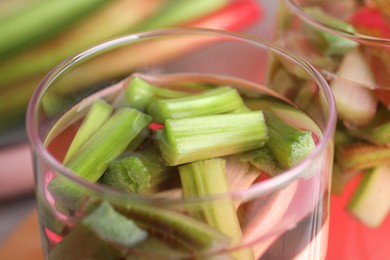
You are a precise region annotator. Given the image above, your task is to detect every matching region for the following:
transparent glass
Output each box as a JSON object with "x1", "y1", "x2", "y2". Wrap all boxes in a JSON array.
[
  {"x1": 275, "y1": 0, "x2": 390, "y2": 124},
  {"x1": 27, "y1": 28, "x2": 336, "y2": 260},
  {"x1": 275, "y1": 1, "x2": 390, "y2": 259}
]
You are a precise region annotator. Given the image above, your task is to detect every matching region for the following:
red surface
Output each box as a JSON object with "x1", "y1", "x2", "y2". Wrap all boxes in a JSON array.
[{"x1": 327, "y1": 174, "x2": 390, "y2": 260}]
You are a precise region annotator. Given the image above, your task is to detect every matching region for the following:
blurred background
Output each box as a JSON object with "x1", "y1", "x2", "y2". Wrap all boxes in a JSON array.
[{"x1": 0, "y1": 0, "x2": 277, "y2": 249}]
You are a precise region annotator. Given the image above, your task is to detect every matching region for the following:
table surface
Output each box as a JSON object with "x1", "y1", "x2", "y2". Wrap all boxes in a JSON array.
[{"x1": 0, "y1": 206, "x2": 43, "y2": 260}]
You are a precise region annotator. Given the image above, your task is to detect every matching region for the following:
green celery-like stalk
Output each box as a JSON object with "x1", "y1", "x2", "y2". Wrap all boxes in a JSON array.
[
  {"x1": 101, "y1": 144, "x2": 179, "y2": 194},
  {"x1": 114, "y1": 76, "x2": 188, "y2": 111},
  {"x1": 155, "y1": 111, "x2": 269, "y2": 166},
  {"x1": 147, "y1": 86, "x2": 245, "y2": 123},
  {"x1": 49, "y1": 201, "x2": 147, "y2": 259},
  {"x1": 0, "y1": 0, "x2": 230, "y2": 128},
  {"x1": 0, "y1": 0, "x2": 160, "y2": 87},
  {"x1": 303, "y1": 7, "x2": 357, "y2": 55},
  {"x1": 48, "y1": 107, "x2": 152, "y2": 210},
  {"x1": 232, "y1": 105, "x2": 251, "y2": 113},
  {"x1": 82, "y1": 201, "x2": 148, "y2": 246},
  {"x1": 347, "y1": 164, "x2": 390, "y2": 228},
  {"x1": 101, "y1": 157, "x2": 151, "y2": 194},
  {"x1": 265, "y1": 111, "x2": 315, "y2": 169},
  {"x1": 115, "y1": 203, "x2": 231, "y2": 254},
  {"x1": 179, "y1": 159, "x2": 254, "y2": 260},
  {"x1": 125, "y1": 127, "x2": 150, "y2": 153},
  {"x1": 336, "y1": 143, "x2": 390, "y2": 173},
  {"x1": 131, "y1": 0, "x2": 228, "y2": 31},
  {"x1": 64, "y1": 99, "x2": 113, "y2": 163},
  {"x1": 0, "y1": 0, "x2": 227, "y2": 87},
  {"x1": 240, "y1": 146, "x2": 282, "y2": 176},
  {"x1": 64, "y1": 108, "x2": 151, "y2": 181},
  {"x1": 0, "y1": 0, "x2": 110, "y2": 60},
  {"x1": 350, "y1": 122, "x2": 390, "y2": 145},
  {"x1": 244, "y1": 97, "x2": 322, "y2": 138},
  {"x1": 348, "y1": 107, "x2": 390, "y2": 145}
]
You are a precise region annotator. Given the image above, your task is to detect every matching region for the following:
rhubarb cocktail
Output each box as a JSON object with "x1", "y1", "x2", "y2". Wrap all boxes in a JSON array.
[
  {"x1": 271, "y1": 0, "x2": 390, "y2": 228},
  {"x1": 26, "y1": 29, "x2": 336, "y2": 259}
]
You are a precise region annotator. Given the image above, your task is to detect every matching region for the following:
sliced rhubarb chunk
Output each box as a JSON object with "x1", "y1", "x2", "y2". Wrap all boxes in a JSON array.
[
  {"x1": 115, "y1": 203, "x2": 231, "y2": 254},
  {"x1": 63, "y1": 99, "x2": 113, "y2": 163},
  {"x1": 336, "y1": 142, "x2": 390, "y2": 173},
  {"x1": 114, "y1": 76, "x2": 188, "y2": 111},
  {"x1": 179, "y1": 159, "x2": 255, "y2": 259},
  {"x1": 49, "y1": 201, "x2": 147, "y2": 259},
  {"x1": 330, "y1": 48, "x2": 378, "y2": 127},
  {"x1": 240, "y1": 146, "x2": 282, "y2": 176},
  {"x1": 265, "y1": 111, "x2": 315, "y2": 169},
  {"x1": 155, "y1": 112, "x2": 268, "y2": 166},
  {"x1": 347, "y1": 163, "x2": 390, "y2": 227},
  {"x1": 147, "y1": 86, "x2": 245, "y2": 123},
  {"x1": 48, "y1": 107, "x2": 151, "y2": 210},
  {"x1": 101, "y1": 144, "x2": 180, "y2": 194},
  {"x1": 304, "y1": 7, "x2": 357, "y2": 55}
]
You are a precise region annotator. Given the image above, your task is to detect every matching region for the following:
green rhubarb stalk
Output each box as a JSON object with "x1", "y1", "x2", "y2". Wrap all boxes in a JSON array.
[
  {"x1": 0, "y1": 0, "x2": 227, "y2": 87},
  {"x1": 350, "y1": 121, "x2": 390, "y2": 146},
  {"x1": 101, "y1": 144, "x2": 179, "y2": 194},
  {"x1": 64, "y1": 108, "x2": 151, "y2": 181},
  {"x1": 240, "y1": 146, "x2": 282, "y2": 176},
  {"x1": 48, "y1": 107, "x2": 152, "y2": 210},
  {"x1": 244, "y1": 97, "x2": 322, "y2": 138},
  {"x1": 147, "y1": 86, "x2": 246, "y2": 123},
  {"x1": 82, "y1": 201, "x2": 148, "y2": 246},
  {"x1": 114, "y1": 76, "x2": 188, "y2": 111},
  {"x1": 303, "y1": 7, "x2": 358, "y2": 55},
  {"x1": 155, "y1": 111, "x2": 269, "y2": 166},
  {"x1": 101, "y1": 157, "x2": 151, "y2": 194},
  {"x1": 131, "y1": 0, "x2": 228, "y2": 31},
  {"x1": 347, "y1": 164, "x2": 390, "y2": 228},
  {"x1": 348, "y1": 106, "x2": 390, "y2": 145},
  {"x1": 115, "y1": 203, "x2": 231, "y2": 254},
  {"x1": 0, "y1": 0, "x2": 161, "y2": 87},
  {"x1": 265, "y1": 111, "x2": 316, "y2": 169},
  {"x1": 179, "y1": 159, "x2": 255, "y2": 260},
  {"x1": 64, "y1": 99, "x2": 113, "y2": 164},
  {"x1": 336, "y1": 143, "x2": 390, "y2": 173},
  {"x1": 0, "y1": 0, "x2": 110, "y2": 60},
  {"x1": 0, "y1": 0, "x2": 43, "y2": 22},
  {"x1": 49, "y1": 201, "x2": 147, "y2": 260},
  {"x1": 125, "y1": 127, "x2": 150, "y2": 153}
]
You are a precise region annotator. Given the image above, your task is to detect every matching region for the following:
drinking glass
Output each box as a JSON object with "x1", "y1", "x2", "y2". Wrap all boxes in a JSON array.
[
  {"x1": 26, "y1": 28, "x2": 336, "y2": 260},
  {"x1": 275, "y1": 1, "x2": 390, "y2": 259}
]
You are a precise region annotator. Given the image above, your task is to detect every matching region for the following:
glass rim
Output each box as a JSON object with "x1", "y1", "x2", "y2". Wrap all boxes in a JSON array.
[
  {"x1": 26, "y1": 27, "x2": 337, "y2": 205},
  {"x1": 284, "y1": 0, "x2": 390, "y2": 47}
]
